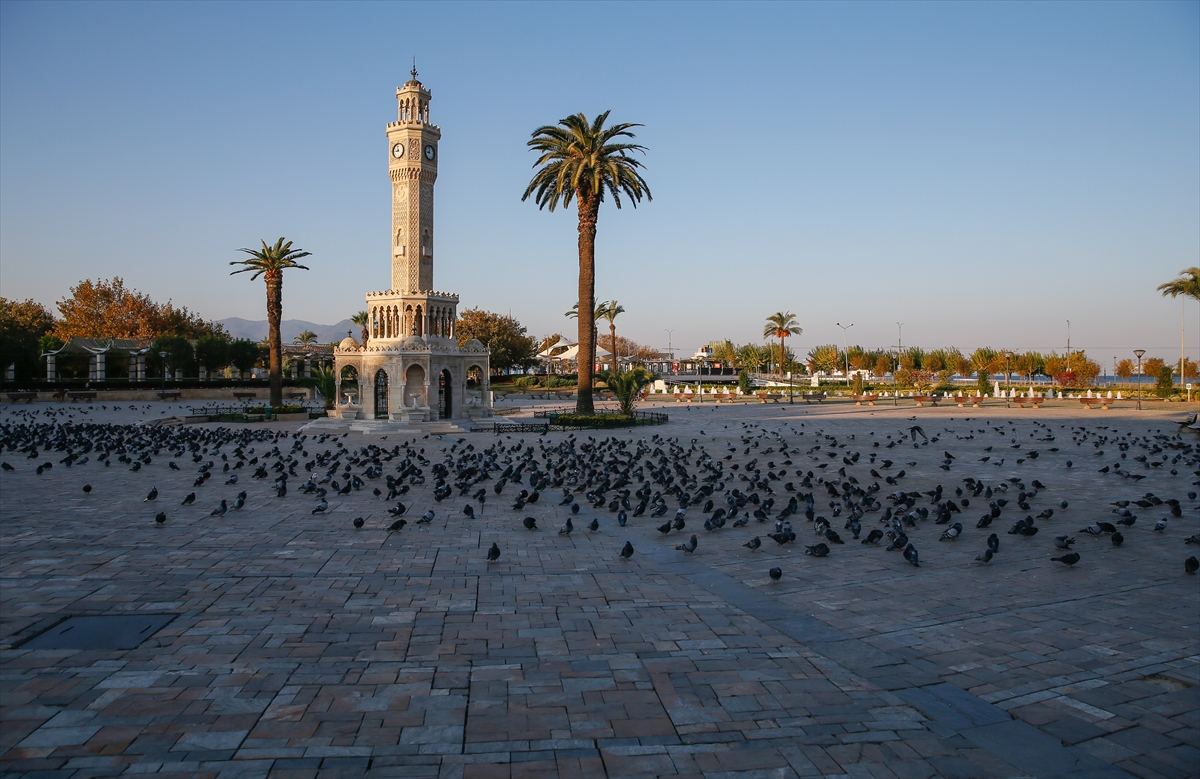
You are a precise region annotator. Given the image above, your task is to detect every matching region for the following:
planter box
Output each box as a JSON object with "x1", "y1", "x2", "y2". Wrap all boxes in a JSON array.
[{"x1": 273, "y1": 412, "x2": 309, "y2": 422}]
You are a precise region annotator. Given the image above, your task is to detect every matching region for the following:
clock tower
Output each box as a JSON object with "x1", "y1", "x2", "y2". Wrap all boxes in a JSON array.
[{"x1": 387, "y1": 67, "x2": 441, "y2": 293}]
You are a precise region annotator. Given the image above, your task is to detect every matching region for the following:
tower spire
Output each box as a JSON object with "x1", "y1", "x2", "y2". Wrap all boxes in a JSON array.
[{"x1": 411, "y1": 57, "x2": 418, "y2": 81}]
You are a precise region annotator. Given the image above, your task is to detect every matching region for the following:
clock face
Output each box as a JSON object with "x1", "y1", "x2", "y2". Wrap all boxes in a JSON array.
[
  {"x1": 392, "y1": 143, "x2": 404, "y2": 159},
  {"x1": 424, "y1": 144, "x2": 436, "y2": 161}
]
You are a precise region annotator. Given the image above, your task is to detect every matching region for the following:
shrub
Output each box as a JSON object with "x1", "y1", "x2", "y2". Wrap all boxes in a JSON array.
[
  {"x1": 851, "y1": 373, "x2": 863, "y2": 396},
  {"x1": 976, "y1": 370, "x2": 991, "y2": 397},
  {"x1": 513, "y1": 375, "x2": 537, "y2": 387},
  {"x1": 737, "y1": 370, "x2": 752, "y2": 395},
  {"x1": 1155, "y1": 365, "x2": 1175, "y2": 399}
]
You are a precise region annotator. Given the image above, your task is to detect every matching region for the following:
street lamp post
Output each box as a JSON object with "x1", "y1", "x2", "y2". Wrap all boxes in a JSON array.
[
  {"x1": 159, "y1": 351, "x2": 169, "y2": 395},
  {"x1": 1133, "y1": 350, "x2": 1145, "y2": 410},
  {"x1": 836, "y1": 322, "x2": 854, "y2": 387},
  {"x1": 894, "y1": 322, "x2": 903, "y2": 406}
]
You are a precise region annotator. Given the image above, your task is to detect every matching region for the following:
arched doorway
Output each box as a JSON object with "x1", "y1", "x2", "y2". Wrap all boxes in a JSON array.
[
  {"x1": 373, "y1": 369, "x2": 389, "y2": 419},
  {"x1": 437, "y1": 369, "x2": 452, "y2": 420},
  {"x1": 404, "y1": 364, "x2": 425, "y2": 408}
]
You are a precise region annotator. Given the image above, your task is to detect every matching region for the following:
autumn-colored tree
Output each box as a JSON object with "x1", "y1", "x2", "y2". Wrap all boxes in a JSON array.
[
  {"x1": 455, "y1": 308, "x2": 537, "y2": 374},
  {"x1": 1115, "y1": 359, "x2": 1133, "y2": 385},
  {"x1": 807, "y1": 344, "x2": 841, "y2": 374},
  {"x1": 1142, "y1": 357, "x2": 1165, "y2": 379},
  {"x1": 0, "y1": 298, "x2": 56, "y2": 381},
  {"x1": 874, "y1": 355, "x2": 893, "y2": 378},
  {"x1": 55, "y1": 278, "x2": 159, "y2": 339}
]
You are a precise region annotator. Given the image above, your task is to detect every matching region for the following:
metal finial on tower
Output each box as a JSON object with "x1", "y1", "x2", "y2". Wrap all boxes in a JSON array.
[{"x1": 411, "y1": 57, "x2": 418, "y2": 80}]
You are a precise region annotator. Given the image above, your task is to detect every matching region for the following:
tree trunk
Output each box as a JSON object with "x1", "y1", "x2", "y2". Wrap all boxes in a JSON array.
[
  {"x1": 779, "y1": 335, "x2": 786, "y2": 379},
  {"x1": 576, "y1": 195, "x2": 599, "y2": 414},
  {"x1": 266, "y1": 270, "x2": 283, "y2": 407},
  {"x1": 610, "y1": 323, "x2": 618, "y2": 375}
]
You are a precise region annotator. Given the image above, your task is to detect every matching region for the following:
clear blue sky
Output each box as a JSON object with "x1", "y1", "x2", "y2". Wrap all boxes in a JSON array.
[{"x1": 2, "y1": 1, "x2": 1197, "y2": 367}]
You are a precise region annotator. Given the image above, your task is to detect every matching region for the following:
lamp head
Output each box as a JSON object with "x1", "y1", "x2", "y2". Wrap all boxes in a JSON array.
[
  {"x1": 1133, "y1": 349, "x2": 1146, "y2": 359},
  {"x1": 159, "y1": 351, "x2": 168, "y2": 358}
]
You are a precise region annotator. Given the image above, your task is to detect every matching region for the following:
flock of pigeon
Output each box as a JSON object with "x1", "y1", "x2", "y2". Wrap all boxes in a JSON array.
[{"x1": 2, "y1": 403, "x2": 1199, "y2": 582}]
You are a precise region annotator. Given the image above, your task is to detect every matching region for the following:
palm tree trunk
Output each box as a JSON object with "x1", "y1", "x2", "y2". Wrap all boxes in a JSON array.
[
  {"x1": 266, "y1": 270, "x2": 283, "y2": 407},
  {"x1": 610, "y1": 323, "x2": 618, "y2": 375},
  {"x1": 779, "y1": 335, "x2": 786, "y2": 379},
  {"x1": 576, "y1": 196, "x2": 599, "y2": 414}
]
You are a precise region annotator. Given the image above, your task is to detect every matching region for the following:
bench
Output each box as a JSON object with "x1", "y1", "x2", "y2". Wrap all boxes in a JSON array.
[
  {"x1": 853, "y1": 395, "x2": 879, "y2": 406},
  {"x1": 67, "y1": 391, "x2": 97, "y2": 401},
  {"x1": 285, "y1": 391, "x2": 307, "y2": 400},
  {"x1": 156, "y1": 391, "x2": 181, "y2": 401},
  {"x1": 673, "y1": 393, "x2": 695, "y2": 402},
  {"x1": 232, "y1": 391, "x2": 257, "y2": 400},
  {"x1": 1080, "y1": 397, "x2": 1114, "y2": 410},
  {"x1": 757, "y1": 393, "x2": 783, "y2": 403},
  {"x1": 1010, "y1": 397, "x2": 1045, "y2": 408},
  {"x1": 802, "y1": 394, "x2": 826, "y2": 404},
  {"x1": 713, "y1": 393, "x2": 736, "y2": 403},
  {"x1": 7, "y1": 392, "x2": 38, "y2": 403},
  {"x1": 913, "y1": 396, "x2": 941, "y2": 407},
  {"x1": 954, "y1": 396, "x2": 984, "y2": 408}
]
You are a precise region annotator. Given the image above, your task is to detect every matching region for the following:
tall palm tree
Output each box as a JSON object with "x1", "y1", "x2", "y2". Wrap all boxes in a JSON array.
[
  {"x1": 230, "y1": 237, "x2": 311, "y2": 406},
  {"x1": 1158, "y1": 267, "x2": 1200, "y2": 379},
  {"x1": 597, "y1": 300, "x2": 625, "y2": 375},
  {"x1": 763, "y1": 312, "x2": 802, "y2": 378},
  {"x1": 523, "y1": 112, "x2": 651, "y2": 413},
  {"x1": 351, "y1": 310, "x2": 369, "y2": 347}
]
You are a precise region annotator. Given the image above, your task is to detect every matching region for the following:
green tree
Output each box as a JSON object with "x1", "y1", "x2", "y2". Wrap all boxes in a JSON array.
[
  {"x1": 455, "y1": 308, "x2": 537, "y2": 374},
  {"x1": 710, "y1": 340, "x2": 737, "y2": 369},
  {"x1": 229, "y1": 238, "x2": 311, "y2": 406},
  {"x1": 152, "y1": 335, "x2": 194, "y2": 379},
  {"x1": 763, "y1": 312, "x2": 802, "y2": 378},
  {"x1": 738, "y1": 343, "x2": 768, "y2": 373},
  {"x1": 522, "y1": 112, "x2": 651, "y2": 413},
  {"x1": 0, "y1": 298, "x2": 56, "y2": 381},
  {"x1": 1157, "y1": 267, "x2": 1200, "y2": 380},
  {"x1": 807, "y1": 344, "x2": 841, "y2": 375},
  {"x1": 601, "y1": 367, "x2": 651, "y2": 415},
  {"x1": 293, "y1": 329, "x2": 318, "y2": 347},
  {"x1": 313, "y1": 364, "x2": 337, "y2": 409},
  {"x1": 195, "y1": 335, "x2": 230, "y2": 378},
  {"x1": 228, "y1": 339, "x2": 259, "y2": 379},
  {"x1": 738, "y1": 370, "x2": 753, "y2": 395},
  {"x1": 1155, "y1": 365, "x2": 1175, "y2": 398},
  {"x1": 597, "y1": 300, "x2": 625, "y2": 375},
  {"x1": 351, "y1": 311, "x2": 369, "y2": 346}
]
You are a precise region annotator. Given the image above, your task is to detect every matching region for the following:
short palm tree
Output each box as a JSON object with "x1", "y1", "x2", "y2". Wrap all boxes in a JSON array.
[
  {"x1": 230, "y1": 237, "x2": 311, "y2": 406},
  {"x1": 763, "y1": 312, "x2": 802, "y2": 378},
  {"x1": 1158, "y1": 267, "x2": 1200, "y2": 378},
  {"x1": 523, "y1": 112, "x2": 651, "y2": 413},
  {"x1": 601, "y1": 367, "x2": 651, "y2": 416},
  {"x1": 597, "y1": 300, "x2": 625, "y2": 375},
  {"x1": 351, "y1": 310, "x2": 369, "y2": 347},
  {"x1": 293, "y1": 329, "x2": 318, "y2": 347}
]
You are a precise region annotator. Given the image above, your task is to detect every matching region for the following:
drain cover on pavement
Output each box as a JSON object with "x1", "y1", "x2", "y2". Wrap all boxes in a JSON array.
[{"x1": 22, "y1": 614, "x2": 176, "y2": 650}]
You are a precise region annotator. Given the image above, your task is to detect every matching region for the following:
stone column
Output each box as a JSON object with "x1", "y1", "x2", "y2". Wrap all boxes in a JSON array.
[
  {"x1": 46, "y1": 355, "x2": 56, "y2": 380},
  {"x1": 95, "y1": 352, "x2": 105, "y2": 381},
  {"x1": 137, "y1": 355, "x2": 146, "y2": 381}
]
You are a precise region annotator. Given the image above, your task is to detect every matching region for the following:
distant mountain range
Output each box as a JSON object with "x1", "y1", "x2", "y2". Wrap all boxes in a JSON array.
[{"x1": 218, "y1": 317, "x2": 356, "y2": 344}]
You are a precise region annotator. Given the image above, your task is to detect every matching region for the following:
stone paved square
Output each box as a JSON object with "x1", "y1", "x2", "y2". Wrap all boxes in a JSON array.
[{"x1": 2, "y1": 400, "x2": 1197, "y2": 778}]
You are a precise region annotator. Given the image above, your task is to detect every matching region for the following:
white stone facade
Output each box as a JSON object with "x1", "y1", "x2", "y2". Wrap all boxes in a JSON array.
[{"x1": 333, "y1": 71, "x2": 491, "y2": 423}]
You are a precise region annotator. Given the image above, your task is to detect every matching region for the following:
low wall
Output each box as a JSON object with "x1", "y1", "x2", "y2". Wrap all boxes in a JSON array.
[{"x1": 3, "y1": 388, "x2": 312, "y2": 403}]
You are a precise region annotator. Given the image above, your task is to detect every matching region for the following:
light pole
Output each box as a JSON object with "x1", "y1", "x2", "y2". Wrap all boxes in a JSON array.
[
  {"x1": 159, "y1": 351, "x2": 168, "y2": 395},
  {"x1": 836, "y1": 322, "x2": 853, "y2": 386},
  {"x1": 665, "y1": 329, "x2": 674, "y2": 375},
  {"x1": 1133, "y1": 350, "x2": 1145, "y2": 410},
  {"x1": 894, "y1": 322, "x2": 904, "y2": 406},
  {"x1": 1066, "y1": 320, "x2": 1071, "y2": 374}
]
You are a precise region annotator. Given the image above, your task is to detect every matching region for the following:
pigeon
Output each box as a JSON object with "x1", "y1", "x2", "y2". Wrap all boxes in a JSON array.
[
  {"x1": 0, "y1": 462, "x2": 13, "y2": 471},
  {"x1": 939, "y1": 522, "x2": 963, "y2": 541},
  {"x1": 353, "y1": 517, "x2": 364, "y2": 529},
  {"x1": 1186, "y1": 534, "x2": 1200, "y2": 545},
  {"x1": 145, "y1": 487, "x2": 158, "y2": 502},
  {"x1": 181, "y1": 492, "x2": 195, "y2": 506},
  {"x1": 987, "y1": 533, "x2": 1000, "y2": 552},
  {"x1": 417, "y1": 510, "x2": 435, "y2": 524},
  {"x1": 824, "y1": 528, "x2": 844, "y2": 544},
  {"x1": 620, "y1": 541, "x2": 635, "y2": 559},
  {"x1": 487, "y1": 543, "x2": 500, "y2": 562},
  {"x1": 1051, "y1": 552, "x2": 1080, "y2": 566},
  {"x1": 82, "y1": 484, "x2": 92, "y2": 494},
  {"x1": 804, "y1": 543, "x2": 830, "y2": 557},
  {"x1": 656, "y1": 521, "x2": 672, "y2": 535},
  {"x1": 154, "y1": 511, "x2": 166, "y2": 525},
  {"x1": 675, "y1": 534, "x2": 697, "y2": 553},
  {"x1": 1054, "y1": 535, "x2": 1075, "y2": 550},
  {"x1": 1111, "y1": 531, "x2": 1124, "y2": 547},
  {"x1": 522, "y1": 517, "x2": 537, "y2": 530},
  {"x1": 903, "y1": 543, "x2": 920, "y2": 567},
  {"x1": 975, "y1": 548, "x2": 994, "y2": 563},
  {"x1": 743, "y1": 537, "x2": 762, "y2": 551},
  {"x1": 387, "y1": 518, "x2": 407, "y2": 531},
  {"x1": 862, "y1": 528, "x2": 883, "y2": 545},
  {"x1": 618, "y1": 510, "x2": 628, "y2": 527},
  {"x1": 558, "y1": 517, "x2": 574, "y2": 536},
  {"x1": 463, "y1": 504, "x2": 475, "y2": 518},
  {"x1": 588, "y1": 518, "x2": 600, "y2": 532},
  {"x1": 388, "y1": 502, "x2": 407, "y2": 516},
  {"x1": 312, "y1": 500, "x2": 328, "y2": 515},
  {"x1": 1186, "y1": 556, "x2": 1199, "y2": 574},
  {"x1": 211, "y1": 500, "x2": 228, "y2": 517},
  {"x1": 1154, "y1": 518, "x2": 1168, "y2": 533},
  {"x1": 769, "y1": 567, "x2": 783, "y2": 580}
]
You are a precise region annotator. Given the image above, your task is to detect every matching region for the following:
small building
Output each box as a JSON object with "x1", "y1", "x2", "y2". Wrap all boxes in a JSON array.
[{"x1": 41, "y1": 339, "x2": 154, "y2": 381}]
